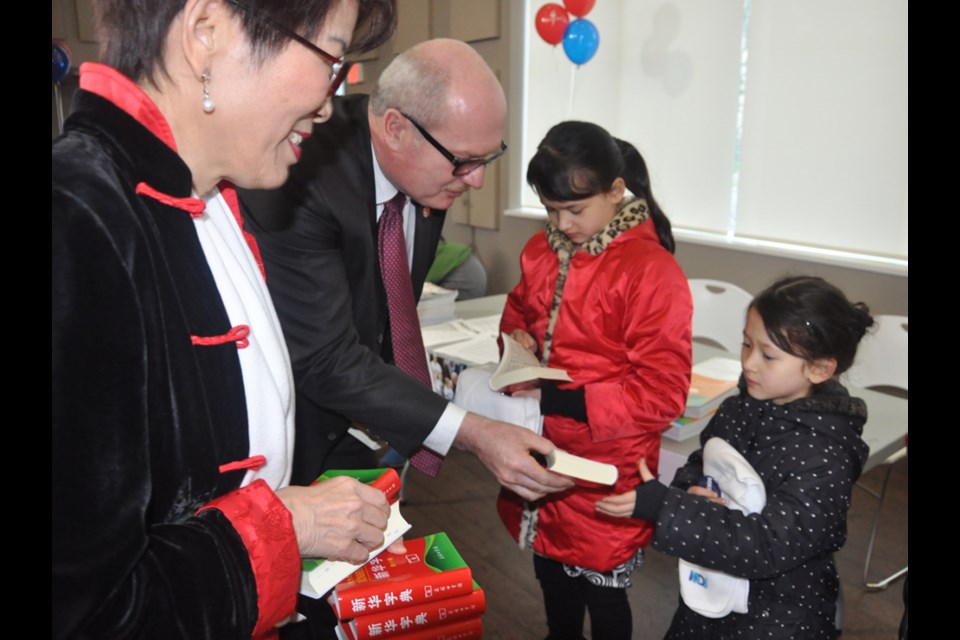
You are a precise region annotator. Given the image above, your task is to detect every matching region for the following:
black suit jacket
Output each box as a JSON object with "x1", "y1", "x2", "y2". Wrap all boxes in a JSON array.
[{"x1": 238, "y1": 95, "x2": 448, "y2": 485}]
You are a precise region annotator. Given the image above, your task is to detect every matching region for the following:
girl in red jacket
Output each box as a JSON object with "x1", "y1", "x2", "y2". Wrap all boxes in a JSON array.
[{"x1": 498, "y1": 121, "x2": 693, "y2": 639}]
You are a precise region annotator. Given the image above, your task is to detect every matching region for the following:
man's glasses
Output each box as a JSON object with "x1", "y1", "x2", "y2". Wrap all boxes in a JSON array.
[
  {"x1": 401, "y1": 113, "x2": 507, "y2": 177},
  {"x1": 228, "y1": 0, "x2": 353, "y2": 97}
]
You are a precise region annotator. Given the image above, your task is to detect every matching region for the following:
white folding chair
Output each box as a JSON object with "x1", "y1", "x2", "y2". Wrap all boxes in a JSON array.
[
  {"x1": 845, "y1": 314, "x2": 908, "y2": 590},
  {"x1": 687, "y1": 279, "x2": 753, "y2": 353}
]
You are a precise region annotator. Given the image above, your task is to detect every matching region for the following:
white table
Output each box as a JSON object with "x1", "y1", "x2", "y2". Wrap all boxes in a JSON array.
[
  {"x1": 452, "y1": 293, "x2": 507, "y2": 321},
  {"x1": 450, "y1": 295, "x2": 907, "y2": 479}
]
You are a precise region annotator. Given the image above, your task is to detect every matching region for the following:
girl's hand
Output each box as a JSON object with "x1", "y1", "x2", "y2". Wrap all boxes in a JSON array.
[
  {"x1": 595, "y1": 489, "x2": 636, "y2": 518},
  {"x1": 510, "y1": 329, "x2": 538, "y2": 353},
  {"x1": 595, "y1": 458, "x2": 655, "y2": 518},
  {"x1": 687, "y1": 485, "x2": 727, "y2": 506},
  {"x1": 510, "y1": 386, "x2": 542, "y2": 400},
  {"x1": 637, "y1": 457, "x2": 655, "y2": 482}
]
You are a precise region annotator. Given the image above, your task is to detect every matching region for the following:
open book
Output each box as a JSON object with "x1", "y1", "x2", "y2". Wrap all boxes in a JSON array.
[{"x1": 488, "y1": 332, "x2": 572, "y2": 392}]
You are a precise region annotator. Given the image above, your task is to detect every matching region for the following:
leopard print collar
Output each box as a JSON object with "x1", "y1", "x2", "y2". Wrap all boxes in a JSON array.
[{"x1": 545, "y1": 196, "x2": 650, "y2": 257}]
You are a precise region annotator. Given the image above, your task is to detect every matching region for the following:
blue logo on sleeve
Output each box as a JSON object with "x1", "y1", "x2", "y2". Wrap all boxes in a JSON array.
[{"x1": 688, "y1": 570, "x2": 708, "y2": 588}]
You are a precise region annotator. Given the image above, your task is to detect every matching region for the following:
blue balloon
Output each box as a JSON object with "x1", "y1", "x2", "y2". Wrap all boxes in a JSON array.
[
  {"x1": 562, "y1": 18, "x2": 599, "y2": 65},
  {"x1": 53, "y1": 41, "x2": 72, "y2": 84}
]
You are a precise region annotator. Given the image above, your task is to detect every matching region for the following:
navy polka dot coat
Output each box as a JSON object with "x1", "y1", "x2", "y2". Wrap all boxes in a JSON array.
[{"x1": 654, "y1": 379, "x2": 868, "y2": 639}]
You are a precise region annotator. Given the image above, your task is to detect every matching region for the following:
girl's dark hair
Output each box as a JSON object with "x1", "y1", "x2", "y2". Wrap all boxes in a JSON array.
[
  {"x1": 96, "y1": 0, "x2": 396, "y2": 85},
  {"x1": 526, "y1": 120, "x2": 675, "y2": 253},
  {"x1": 751, "y1": 276, "x2": 875, "y2": 376}
]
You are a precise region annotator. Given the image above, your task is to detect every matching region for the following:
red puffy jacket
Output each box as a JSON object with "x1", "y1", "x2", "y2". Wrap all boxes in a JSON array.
[{"x1": 498, "y1": 219, "x2": 692, "y2": 571}]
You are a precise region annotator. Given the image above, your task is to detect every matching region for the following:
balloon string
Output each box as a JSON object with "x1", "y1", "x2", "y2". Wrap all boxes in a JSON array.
[
  {"x1": 55, "y1": 83, "x2": 65, "y2": 136},
  {"x1": 568, "y1": 64, "x2": 577, "y2": 117}
]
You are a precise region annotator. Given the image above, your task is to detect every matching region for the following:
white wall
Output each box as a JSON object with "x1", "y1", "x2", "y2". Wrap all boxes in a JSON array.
[{"x1": 508, "y1": 0, "x2": 908, "y2": 268}]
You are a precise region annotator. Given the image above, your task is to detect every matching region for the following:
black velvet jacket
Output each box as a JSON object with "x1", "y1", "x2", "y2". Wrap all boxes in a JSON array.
[{"x1": 53, "y1": 79, "x2": 297, "y2": 639}]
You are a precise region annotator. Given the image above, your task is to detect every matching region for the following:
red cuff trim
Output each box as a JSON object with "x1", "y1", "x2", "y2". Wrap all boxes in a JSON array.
[
  {"x1": 220, "y1": 455, "x2": 267, "y2": 474},
  {"x1": 218, "y1": 181, "x2": 267, "y2": 281},
  {"x1": 198, "y1": 480, "x2": 299, "y2": 637},
  {"x1": 135, "y1": 182, "x2": 206, "y2": 217},
  {"x1": 191, "y1": 324, "x2": 250, "y2": 349}
]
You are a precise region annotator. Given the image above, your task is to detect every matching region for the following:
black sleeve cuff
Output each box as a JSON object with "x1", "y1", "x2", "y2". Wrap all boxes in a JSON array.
[
  {"x1": 539, "y1": 383, "x2": 587, "y2": 422},
  {"x1": 631, "y1": 480, "x2": 669, "y2": 521}
]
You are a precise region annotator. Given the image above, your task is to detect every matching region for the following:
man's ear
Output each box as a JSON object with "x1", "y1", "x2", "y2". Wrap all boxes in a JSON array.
[
  {"x1": 381, "y1": 109, "x2": 409, "y2": 149},
  {"x1": 806, "y1": 358, "x2": 838, "y2": 385}
]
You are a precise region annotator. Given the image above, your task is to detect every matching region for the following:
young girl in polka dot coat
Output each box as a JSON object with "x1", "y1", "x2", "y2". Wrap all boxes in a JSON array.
[{"x1": 598, "y1": 275, "x2": 875, "y2": 639}]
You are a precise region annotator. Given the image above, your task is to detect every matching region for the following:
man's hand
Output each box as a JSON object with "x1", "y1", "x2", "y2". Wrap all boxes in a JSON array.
[
  {"x1": 453, "y1": 412, "x2": 574, "y2": 501},
  {"x1": 276, "y1": 476, "x2": 391, "y2": 563}
]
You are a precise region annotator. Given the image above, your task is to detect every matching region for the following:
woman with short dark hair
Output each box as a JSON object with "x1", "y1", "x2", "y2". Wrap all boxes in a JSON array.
[{"x1": 52, "y1": 1, "x2": 395, "y2": 638}]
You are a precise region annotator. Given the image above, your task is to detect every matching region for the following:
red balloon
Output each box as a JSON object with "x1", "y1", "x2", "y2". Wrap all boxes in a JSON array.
[
  {"x1": 563, "y1": 0, "x2": 596, "y2": 18},
  {"x1": 535, "y1": 3, "x2": 570, "y2": 46}
]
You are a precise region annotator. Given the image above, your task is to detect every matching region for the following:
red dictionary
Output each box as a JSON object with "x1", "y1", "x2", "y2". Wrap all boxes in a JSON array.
[
  {"x1": 329, "y1": 533, "x2": 474, "y2": 620},
  {"x1": 339, "y1": 615, "x2": 483, "y2": 640},
  {"x1": 346, "y1": 588, "x2": 485, "y2": 639}
]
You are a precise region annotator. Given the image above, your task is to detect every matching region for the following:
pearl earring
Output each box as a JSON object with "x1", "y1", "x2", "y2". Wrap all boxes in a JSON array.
[{"x1": 202, "y1": 72, "x2": 215, "y2": 113}]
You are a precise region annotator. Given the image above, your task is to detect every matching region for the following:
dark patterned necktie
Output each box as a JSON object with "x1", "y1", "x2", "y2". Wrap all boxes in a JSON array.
[{"x1": 378, "y1": 191, "x2": 444, "y2": 477}]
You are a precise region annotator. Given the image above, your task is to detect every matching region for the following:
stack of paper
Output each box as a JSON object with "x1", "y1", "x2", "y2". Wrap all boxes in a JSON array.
[{"x1": 663, "y1": 357, "x2": 741, "y2": 441}]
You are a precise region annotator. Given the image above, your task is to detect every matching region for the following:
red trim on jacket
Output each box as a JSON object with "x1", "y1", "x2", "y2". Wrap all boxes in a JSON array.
[
  {"x1": 218, "y1": 181, "x2": 267, "y2": 281},
  {"x1": 78, "y1": 62, "x2": 178, "y2": 150},
  {"x1": 219, "y1": 455, "x2": 268, "y2": 474},
  {"x1": 191, "y1": 324, "x2": 251, "y2": 349},
  {"x1": 198, "y1": 479, "x2": 299, "y2": 638},
  {"x1": 135, "y1": 182, "x2": 206, "y2": 217}
]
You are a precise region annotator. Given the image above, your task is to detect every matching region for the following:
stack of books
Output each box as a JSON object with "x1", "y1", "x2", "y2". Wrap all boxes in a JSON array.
[
  {"x1": 663, "y1": 357, "x2": 742, "y2": 441},
  {"x1": 330, "y1": 532, "x2": 485, "y2": 640},
  {"x1": 416, "y1": 283, "x2": 459, "y2": 326}
]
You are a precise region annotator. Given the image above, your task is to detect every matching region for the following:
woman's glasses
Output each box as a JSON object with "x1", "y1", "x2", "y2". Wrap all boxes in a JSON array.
[
  {"x1": 401, "y1": 113, "x2": 507, "y2": 177},
  {"x1": 227, "y1": 0, "x2": 353, "y2": 97}
]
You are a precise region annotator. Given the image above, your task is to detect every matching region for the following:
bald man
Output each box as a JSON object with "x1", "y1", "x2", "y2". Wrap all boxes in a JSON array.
[{"x1": 239, "y1": 39, "x2": 571, "y2": 501}]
